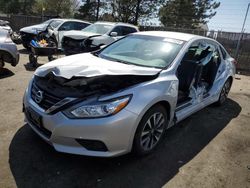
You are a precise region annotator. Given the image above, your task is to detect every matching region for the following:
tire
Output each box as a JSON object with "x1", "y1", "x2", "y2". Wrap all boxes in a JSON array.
[
  {"x1": 133, "y1": 105, "x2": 168, "y2": 156},
  {"x1": 215, "y1": 78, "x2": 232, "y2": 106},
  {"x1": 0, "y1": 60, "x2": 4, "y2": 69},
  {"x1": 29, "y1": 54, "x2": 37, "y2": 67},
  {"x1": 48, "y1": 55, "x2": 55, "y2": 61},
  {"x1": 23, "y1": 42, "x2": 30, "y2": 50},
  {"x1": 49, "y1": 36, "x2": 58, "y2": 48}
]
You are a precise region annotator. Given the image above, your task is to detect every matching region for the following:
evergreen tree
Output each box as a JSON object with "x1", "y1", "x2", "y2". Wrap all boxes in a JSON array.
[
  {"x1": 111, "y1": 0, "x2": 165, "y2": 25},
  {"x1": 0, "y1": 0, "x2": 35, "y2": 14},
  {"x1": 159, "y1": 0, "x2": 220, "y2": 29}
]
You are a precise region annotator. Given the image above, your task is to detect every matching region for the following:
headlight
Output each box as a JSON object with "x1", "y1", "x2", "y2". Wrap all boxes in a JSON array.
[{"x1": 70, "y1": 95, "x2": 131, "y2": 118}]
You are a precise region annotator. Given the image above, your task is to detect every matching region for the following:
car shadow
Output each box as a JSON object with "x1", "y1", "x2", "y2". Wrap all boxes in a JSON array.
[
  {"x1": 0, "y1": 68, "x2": 15, "y2": 79},
  {"x1": 18, "y1": 48, "x2": 30, "y2": 54},
  {"x1": 9, "y1": 98, "x2": 241, "y2": 188},
  {"x1": 23, "y1": 63, "x2": 43, "y2": 71}
]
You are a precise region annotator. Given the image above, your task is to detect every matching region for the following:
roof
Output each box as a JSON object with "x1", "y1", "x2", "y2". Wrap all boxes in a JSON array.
[
  {"x1": 94, "y1": 21, "x2": 138, "y2": 29},
  {"x1": 134, "y1": 31, "x2": 206, "y2": 41},
  {"x1": 50, "y1": 18, "x2": 91, "y2": 24}
]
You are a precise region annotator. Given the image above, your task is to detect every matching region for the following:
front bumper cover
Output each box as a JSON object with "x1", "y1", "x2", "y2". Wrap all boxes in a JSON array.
[{"x1": 23, "y1": 88, "x2": 139, "y2": 157}]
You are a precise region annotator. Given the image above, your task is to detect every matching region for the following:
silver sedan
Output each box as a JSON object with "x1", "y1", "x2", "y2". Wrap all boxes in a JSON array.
[
  {"x1": 0, "y1": 28, "x2": 19, "y2": 68},
  {"x1": 23, "y1": 31, "x2": 235, "y2": 157}
]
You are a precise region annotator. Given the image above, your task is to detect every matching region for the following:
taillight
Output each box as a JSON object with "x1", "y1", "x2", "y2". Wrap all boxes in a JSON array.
[{"x1": 232, "y1": 59, "x2": 237, "y2": 65}]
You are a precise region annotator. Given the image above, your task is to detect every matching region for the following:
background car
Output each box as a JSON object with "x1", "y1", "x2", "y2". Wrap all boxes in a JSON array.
[
  {"x1": 23, "y1": 31, "x2": 236, "y2": 157},
  {"x1": 0, "y1": 20, "x2": 12, "y2": 33},
  {"x1": 0, "y1": 28, "x2": 19, "y2": 69},
  {"x1": 46, "y1": 19, "x2": 91, "y2": 49},
  {"x1": 20, "y1": 19, "x2": 91, "y2": 49},
  {"x1": 61, "y1": 21, "x2": 139, "y2": 55},
  {"x1": 20, "y1": 19, "x2": 59, "y2": 49}
]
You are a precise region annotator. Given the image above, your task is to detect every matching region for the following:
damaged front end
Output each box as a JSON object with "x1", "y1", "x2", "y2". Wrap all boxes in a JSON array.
[
  {"x1": 31, "y1": 72, "x2": 158, "y2": 115},
  {"x1": 62, "y1": 36, "x2": 100, "y2": 56}
]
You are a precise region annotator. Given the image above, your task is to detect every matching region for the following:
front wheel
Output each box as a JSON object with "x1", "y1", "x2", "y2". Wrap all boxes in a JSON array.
[
  {"x1": 133, "y1": 105, "x2": 168, "y2": 156},
  {"x1": 215, "y1": 79, "x2": 232, "y2": 106}
]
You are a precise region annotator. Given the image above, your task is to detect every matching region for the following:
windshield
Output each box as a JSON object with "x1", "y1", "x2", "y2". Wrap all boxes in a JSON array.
[
  {"x1": 49, "y1": 20, "x2": 63, "y2": 28},
  {"x1": 42, "y1": 19, "x2": 53, "y2": 25},
  {"x1": 82, "y1": 24, "x2": 112, "y2": 35},
  {"x1": 99, "y1": 35, "x2": 184, "y2": 68}
]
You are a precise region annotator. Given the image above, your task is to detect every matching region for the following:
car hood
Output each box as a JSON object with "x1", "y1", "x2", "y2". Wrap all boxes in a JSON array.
[
  {"x1": 35, "y1": 53, "x2": 161, "y2": 79},
  {"x1": 20, "y1": 24, "x2": 48, "y2": 34},
  {"x1": 63, "y1": 31, "x2": 100, "y2": 40}
]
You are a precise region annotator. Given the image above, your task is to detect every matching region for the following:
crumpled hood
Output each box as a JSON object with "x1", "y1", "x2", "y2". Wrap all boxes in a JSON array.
[
  {"x1": 63, "y1": 31, "x2": 100, "y2": 40},
  {"x1": 20, "y1": 24, "x2": 47, "y2": 34},
  {"x1": 35, "y1": 53, "x2": 161, "y2": 79}
]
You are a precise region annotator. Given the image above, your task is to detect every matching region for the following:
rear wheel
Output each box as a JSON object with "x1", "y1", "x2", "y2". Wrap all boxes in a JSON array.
[
  {"x1": 0, "y1": 51, "x2": 5, "y2": 70},
  {"x1": 22, "y1": 42, "x2": 30, "y2": 49},
  {"x1": 0, "y1": 60, "x2": 4, "y2": 69},
  {"x1": 133, "y1": 105, "x2": 168, "y2": 156},
  {"x1": 215, "y1": 78, "x2": 232, "y2": 106}
]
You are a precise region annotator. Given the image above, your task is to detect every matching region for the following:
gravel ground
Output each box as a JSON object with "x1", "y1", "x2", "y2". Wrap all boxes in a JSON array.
[{"x1": 0, "y1": 45, "x2": 249, "y2": 188}]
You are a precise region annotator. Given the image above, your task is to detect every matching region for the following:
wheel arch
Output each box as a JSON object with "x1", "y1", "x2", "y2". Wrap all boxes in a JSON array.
[
  {"x1": 0, "y1": 49, "x2": 15, "y2": 64},
  {"x1": 129, "y1": 99, "x2": 173, "y2": 152},
  {"x1": 150, "y1": 100, "x2": 171, "y2": 121},
  {"x1": 227, "y1": 75, "x2": 233, "y2": 85}
]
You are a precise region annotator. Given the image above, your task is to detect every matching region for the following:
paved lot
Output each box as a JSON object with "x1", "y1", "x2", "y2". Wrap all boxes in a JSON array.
[{"x1": 0, "y1": 45, "x2": 250, "y2": 188}]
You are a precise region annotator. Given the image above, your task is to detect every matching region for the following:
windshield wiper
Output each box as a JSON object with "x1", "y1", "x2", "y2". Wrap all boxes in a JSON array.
[{"x1": 91, "y1": 51, "x2": 100, "y2": 57}]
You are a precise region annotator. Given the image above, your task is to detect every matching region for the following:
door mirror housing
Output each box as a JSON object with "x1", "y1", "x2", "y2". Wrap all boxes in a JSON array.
[
  {"x1": 99, "y1": 44, "x2": 107, "y2": 49},
  {"x1": 110, "y1": 32, "x2": 118, "y2": 37}
]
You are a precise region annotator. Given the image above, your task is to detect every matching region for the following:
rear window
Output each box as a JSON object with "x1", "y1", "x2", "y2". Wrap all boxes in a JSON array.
[{"x1": 219, "y1": 46, "x2": 227, "y2": 59}]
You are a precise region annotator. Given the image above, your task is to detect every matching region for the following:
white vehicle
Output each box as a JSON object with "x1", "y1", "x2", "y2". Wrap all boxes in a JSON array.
[
  {"x1": 20, "y1": 19, "x2": 91, "y2": 49},
  {"x1": 61, "y1": 22, "x2": 139, "y2": 55}
]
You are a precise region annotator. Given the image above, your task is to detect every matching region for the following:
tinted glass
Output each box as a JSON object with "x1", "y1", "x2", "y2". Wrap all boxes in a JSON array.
[
  {"x1": 74, "y1": 22, "x2": 90, "y2": 30},
  {"x1": 122, "y1": 26, "x2": 137, "y2": 35},
  {"x1": 110, "y1": 26, "x2": 123, "y2": 36},
  {"x1": 219, "y1": 45, "x2": 227, "y2": 59}
]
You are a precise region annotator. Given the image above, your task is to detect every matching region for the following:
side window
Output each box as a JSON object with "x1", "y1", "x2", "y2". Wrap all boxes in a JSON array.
[
  {"x1": 182, "y1": 41, "x2": 218, "y2": 64},
  {"x1": 211, "y1": 46, "x2": 221, "y2": 66},
  {"x1": 182, "y1": 42, "x2": 203, "y2": 62},
  {"x1": 121, "y1": 26, "x2": 137, "y2": 35},
  {"x1": 110, "y1": 26, "x2": 123, "y2": 36},
  {"x1": 74, "y1": 22, "x2": 90, "y2": 30},
  {"x1": 59, "y1": 22, "x2": 75, "y2": 31},
  {"x1": 219, "y1": 45, "x2": 227, "y2": 60}
]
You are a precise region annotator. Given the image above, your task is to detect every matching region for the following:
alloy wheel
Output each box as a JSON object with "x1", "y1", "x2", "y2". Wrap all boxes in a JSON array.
[
  {"x1": 220, "y1": 80, "x2": 231, "y2": 103},
  {"x1": 140, "y1": 112, "x2": 165, "y2": 151}
]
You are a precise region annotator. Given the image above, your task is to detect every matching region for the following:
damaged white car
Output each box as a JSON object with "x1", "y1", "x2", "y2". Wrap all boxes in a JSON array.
[
  {"x1": 61, "y1": 21, "x2": 139, "y2": 55},
  {"x1": 23, "y1": 31, "x2": 235, "y2": 157}
]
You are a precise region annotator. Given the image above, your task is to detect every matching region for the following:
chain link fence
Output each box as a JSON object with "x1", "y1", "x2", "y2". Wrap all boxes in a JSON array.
[{"x1": 0, "y1": 15, "x2": 249, "y2": 74}]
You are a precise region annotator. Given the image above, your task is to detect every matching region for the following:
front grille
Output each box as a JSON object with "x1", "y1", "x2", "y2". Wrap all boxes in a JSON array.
[{"x1": 31, "y1": 82, "x2": 63, "y2": 110}]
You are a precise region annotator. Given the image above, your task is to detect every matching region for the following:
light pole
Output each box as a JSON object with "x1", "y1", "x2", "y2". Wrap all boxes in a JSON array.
[{"x1": 235, "y1": 3, "x2": 250, "y2": 60}]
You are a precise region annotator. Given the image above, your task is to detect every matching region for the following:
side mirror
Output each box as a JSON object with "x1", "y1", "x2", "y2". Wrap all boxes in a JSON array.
[
  {"x1": 110, "y1": 32, "x2": 118, "y2": 37},
  {"x1": 99, "y1": 44, "x2": 107, "y2": 49}
]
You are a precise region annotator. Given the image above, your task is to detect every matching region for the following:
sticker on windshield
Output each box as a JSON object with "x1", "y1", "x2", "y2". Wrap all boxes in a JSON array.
[{"x1": 163, "y1": 38, "x2": 184, "y2": 45}]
